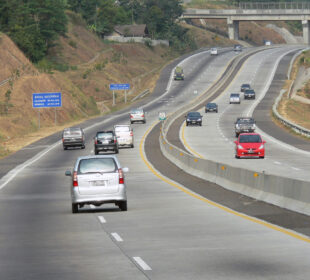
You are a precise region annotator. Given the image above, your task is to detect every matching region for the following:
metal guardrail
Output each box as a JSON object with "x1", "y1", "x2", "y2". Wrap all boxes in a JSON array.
[
  {"x1": 272, "y1": 48, "x2": 310, "y2": 138},
  {"x1": 236, "y1": 1, "x2": 310, "y2": 10},
  {"x1": 159, "y1": 46, "x2": 310, "y2": 216}
]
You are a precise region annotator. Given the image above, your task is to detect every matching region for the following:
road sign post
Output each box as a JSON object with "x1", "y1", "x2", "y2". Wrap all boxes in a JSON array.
[
  {"x1": 32, "y1": 92, "x2": 62, "y2": 128},
  {"x1": 109, "y1": 84, "x2": 130, "y2": 106}
]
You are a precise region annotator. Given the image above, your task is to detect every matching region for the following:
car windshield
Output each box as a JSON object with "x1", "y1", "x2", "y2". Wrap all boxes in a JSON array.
[
  {"x1": 207, "y1": 103, "x2": 216, "y2": 108},
  {"x1": 115, "y1": 126, "x2": 130, "y2": 132},
  {"x1": 188, "y1": 112, "x2": 201, "y2": 117},
  {"x1": 97, "y1": 132, "x2": 113, "y2": 139},
  {"x1": 78, "y1": 158, "x2": 117, "y2": 174},
  {"x1": 239, "y1": 135, "x2": 262, "y2": 143},
  {"x1": 231, "y1": 94, "x2": 239, "y2": 97},
  {"x1": 245, "y1": 89, "x2": 255, "y2": 93},
  {"x1": 242, "y1": 84, "x2": 250, "y2": 88},
  {"x1": 211, "y1": 48, "x2": 216, "y2": 51}
]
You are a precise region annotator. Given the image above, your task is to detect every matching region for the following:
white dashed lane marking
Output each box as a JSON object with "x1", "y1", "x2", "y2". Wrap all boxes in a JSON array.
[
  {"x1": 133, "y1": 257, "x2": 152, "y2": 271},
  {"x1": 111, "y1": 232, "x2": 123, "y2": 242},
  {"x1": 98, "y1": 216, "x2": 106, "y2": 224}
]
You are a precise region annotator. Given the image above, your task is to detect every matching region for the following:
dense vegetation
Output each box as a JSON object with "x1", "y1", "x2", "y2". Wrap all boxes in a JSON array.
[
  {"x1": 67, "y1": 0, "x2": 196, "y2": 52},
  {"x1": 0, "y1": 0, "x2": 195, "y2": 63},
  {"x1": 0, "y1": 0, "x2": 67, "y2": 62}
]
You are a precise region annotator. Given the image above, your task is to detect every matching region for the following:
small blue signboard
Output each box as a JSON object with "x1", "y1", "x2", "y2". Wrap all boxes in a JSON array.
[
  {"x1": 32, "y1": 92, "x2": 62, "y2": 108},
  {"x1": 109, "y1": 83, "x2": 130, "y2": 90}
]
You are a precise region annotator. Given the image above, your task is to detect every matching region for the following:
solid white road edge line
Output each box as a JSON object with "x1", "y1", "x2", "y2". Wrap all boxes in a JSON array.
[{"x1": 133, "y1": 257, "x2": 152, "y2": 271}]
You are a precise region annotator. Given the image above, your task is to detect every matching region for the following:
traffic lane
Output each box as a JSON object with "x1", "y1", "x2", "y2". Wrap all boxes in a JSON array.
[
  {"x1": 141, "y1": 123, "x2": 310, "y2": 279},
  {"x1": 0, "y1": 46, "x2": 219, "y2": 181},
  {"x1": 0, "y1": 49, "x2": 235, "y2": 279},
  {"x1": 180, "y1": 46, "x2": 310, "y2": 177},
  {"x1": 0, "y1": 171, "x2": 148, "y2": 280}
]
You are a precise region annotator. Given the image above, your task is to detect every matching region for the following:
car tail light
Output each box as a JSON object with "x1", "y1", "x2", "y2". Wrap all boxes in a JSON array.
[
  {"x1": 130, "y1": 115, "x2": 133, "y2": 118},
  {"x1": 94, "y1": 138, "x2": 98, "y2": 145},
  {"x1": 114, "y1": 138, "x2": 117, "y2": 143},
  {"x1": 73, "y1": 171, "x2": 78, "y2": 187},
  {"x1": 130, "y1": 131, "x2": 133, "y2": 137},
  {"x1": 62, "y1": 138, "x2": 64, "y2": 142},
  {"x1": 118, "y1": 168, "x2": 124, "y2": 184},
  {"x1": 141, "y1": 114, "x2": 145, "y2": 117}
]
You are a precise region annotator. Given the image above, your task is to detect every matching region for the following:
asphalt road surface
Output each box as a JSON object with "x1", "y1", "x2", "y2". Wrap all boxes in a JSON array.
[{"x1": 0, "y1": 46, "x2": 310, "y2": 279}]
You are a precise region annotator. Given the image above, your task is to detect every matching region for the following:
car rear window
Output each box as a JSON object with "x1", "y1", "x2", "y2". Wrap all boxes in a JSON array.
[
  {"x1": 64, "y1": 130, "x2": 82, "y2": 136},
  {"x1": 131, "y1": 109, "x2": 143, "y2": 114},
  {"x1": 239, "y1": 135, "x2": 262, "y2": 143},
  {"x1": 97, "y1": 132, "x2": 113, "y2": 139},
  {"x1": 115, "y1": 126, "x2": 130, "y2": 132},
  {"x1": 207, "y1": 103, "x2": 216, "y2": 107},
  {"x1": 231, "y1": 94, "x2": 239, "y2": 97},
  {"x1": 188, "y1": 112, "x2": 201, "y2": 117},
  {"x1": 78, "y1": 158, "x2": 117, "y2": 174}
]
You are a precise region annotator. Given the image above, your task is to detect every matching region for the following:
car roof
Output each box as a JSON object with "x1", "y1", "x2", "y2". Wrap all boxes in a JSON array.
[
  {"x1": 76, "y1": 154, "x2": 118, "y2": 161},
  {"x1": 239, "y1": 133, "x2": 260, "y2": 136},
  {"x1": 241, "y1": 83, "x2": 250, "y2": 86},
  {"x1": 114, "y1": 124, "x2": 131, "y2": 127}
]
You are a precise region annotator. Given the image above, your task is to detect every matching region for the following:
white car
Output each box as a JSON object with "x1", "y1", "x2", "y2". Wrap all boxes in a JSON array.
[
  {"x1": 114, "y1": 124, "x2": 134, "y2": 148},
  {"x1": 130, "y1": 108, "x2": 146, "y2": 124},
  {"x1": 229, "y1": 93, "x2": 241, "y2": 104},
  {"x1": 265, "y1": 40, "x2": 271, "y2": 46},
  {"x1": 65, "y1": 155, "x2": 129, "y2": 213},
  {"x1": 210, "y1": 47, "x2": 218, "y2": 55}
]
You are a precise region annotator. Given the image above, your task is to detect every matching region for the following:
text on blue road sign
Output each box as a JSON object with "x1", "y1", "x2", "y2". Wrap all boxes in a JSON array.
[
  {"x1": 109, "y1": 83, "x2": 130, "y2": 90},
  {"x1": 33, "y1": 92, "x2": 62, "y2": 108}
]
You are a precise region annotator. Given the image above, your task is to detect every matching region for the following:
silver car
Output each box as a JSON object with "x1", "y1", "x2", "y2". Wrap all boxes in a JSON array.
[
  {"x1": 130, "y1": 108, "x2": 146, "y2": 124},
  {"x1": 65, "y1": 155, "x2": 129, "y2": 213},
  {"x1": 229, "y1": 93, "x2": 241, "y2": 104},
  {"x1": 114, "y1": 124, "x2": 134, "y2": 148}
]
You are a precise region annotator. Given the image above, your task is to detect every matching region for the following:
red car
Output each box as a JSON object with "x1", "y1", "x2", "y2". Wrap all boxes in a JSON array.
[{"x1": 234, "y1": 133, "x2": 265, "y2": 159}]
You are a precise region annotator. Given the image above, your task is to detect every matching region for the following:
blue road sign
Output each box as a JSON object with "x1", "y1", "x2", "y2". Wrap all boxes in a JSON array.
[
  {"x1": 109, "y1": 83, "x2": 130, "y2": 90},
  {"x1": 32, "y1": 92, "x2": 62, "y2": 108}
]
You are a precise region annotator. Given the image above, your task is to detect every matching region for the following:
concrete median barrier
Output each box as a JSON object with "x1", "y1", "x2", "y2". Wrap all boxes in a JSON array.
[{"x1": 159, "y1": 47, "x2": 310, "y2": 216}]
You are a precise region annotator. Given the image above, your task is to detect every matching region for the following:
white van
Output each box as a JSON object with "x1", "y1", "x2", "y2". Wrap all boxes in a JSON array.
[{"x1": 114, "y1": 125, "x2": 134, "y2": 148}]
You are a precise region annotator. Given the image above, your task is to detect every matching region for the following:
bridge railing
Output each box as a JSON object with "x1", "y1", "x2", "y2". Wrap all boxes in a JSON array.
[{"x1": 235, "y1": 1, "x2": 310, "y2": 9}]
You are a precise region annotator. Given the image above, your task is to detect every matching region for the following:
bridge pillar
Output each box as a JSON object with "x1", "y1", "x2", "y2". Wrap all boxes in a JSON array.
[
  {"x1": 227, "y1": 18, "x2": 239, "y2": 40},
  {"x1": 302, "y1": 20, "x2": 310, "y2": 44}
]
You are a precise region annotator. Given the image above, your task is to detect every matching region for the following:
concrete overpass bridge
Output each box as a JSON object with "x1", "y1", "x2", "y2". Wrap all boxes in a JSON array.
[{"x1": 181, "y1": 5, "x2": 310, "y2": 44}]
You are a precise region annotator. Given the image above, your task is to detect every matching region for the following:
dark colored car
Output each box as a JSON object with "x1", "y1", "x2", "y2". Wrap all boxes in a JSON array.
[
  {"x1": 62, "y1": 127, "x2": 85, "y2": 150},
  {"x1": 234, "y1": 44, "x2": 242, "y2": 52},
  {"x1": 205, "y1": 103, "x2": 218, "y2": 113},
  {"x1": 94, "y1": 131, "x2": 118, "y2": 154},
  {"x1": 244, "y1": 89, "x2": 256, "y2": 99},
  {"x1": 185, "y1": 112, "x2": 203, "y2": 126},
  {"x1": 241, "y1": 83, "x2": 251, "y2": 92}
]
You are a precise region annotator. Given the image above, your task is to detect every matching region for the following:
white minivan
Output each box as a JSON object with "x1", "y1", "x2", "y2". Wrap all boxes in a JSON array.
[{"x1": 114, "y1": 124, "x2": 134, "y2": 148}]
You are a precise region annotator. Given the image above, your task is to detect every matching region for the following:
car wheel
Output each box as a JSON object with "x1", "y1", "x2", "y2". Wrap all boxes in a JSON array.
[
  {"x1": 63, "y1": 146, "x2": 67, "y2": 150},
  {"x1": 95, "y1": 149, "x2": 99, "y2": 155},
  {"x1": 130, "y1": 121, "x2": 133, "y2": 124},
  {"x1": 199, "y1": 122, "x2": 202, "y2": 126},
  {"x1": 72, "y1": 203, "x2": 78, "y2": 214},
  {"x1": 119, "y1": 201, "x2": 127, "y2": 211},
  {"x1": 143, "y1": 120, "x2": 146, "y2": 124},
  {"x1": 81, "y1": 145, "x2": 85, "y2": 149},
  {"x1": 205, "y1": 110, "x2": 207, "y2": 113},
  {"x1": 235, "y1": 155, "x2": 240, "y2": 159},
  {"x1": 186, "y1": 122, "x2": 188, "y2": 126},
  {"x1": 115, "y1": 148, "x2": 119, "y2": 154},
  {"x1": 260, "y1": 156, "x2": 265, "y2": 159}
]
